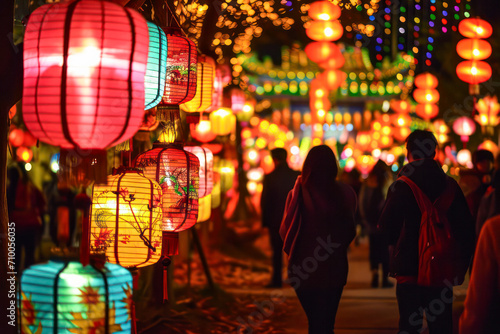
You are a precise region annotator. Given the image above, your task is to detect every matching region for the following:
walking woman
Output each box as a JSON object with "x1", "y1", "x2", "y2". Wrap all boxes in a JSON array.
[{"x1": 280, "y1": 145, "x2": 357, "y2": 333}]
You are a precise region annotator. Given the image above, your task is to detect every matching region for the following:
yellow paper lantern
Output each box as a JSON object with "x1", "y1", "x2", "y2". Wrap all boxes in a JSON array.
[
  {"x1": 197, "y1": 195, "x2": 211, "y2": 222},
  {"x1": 181, "y1": 55, "x2": 215, "y2": 113},
  {"x1": 210, "y1": 108, "x2": 236, "y2": 136}
]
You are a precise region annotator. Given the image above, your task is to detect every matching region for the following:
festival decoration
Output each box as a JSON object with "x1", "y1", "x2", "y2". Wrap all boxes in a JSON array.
[
  {"x1": 90, "y1": 169, "x2": 163, "y2": 268},
  {"x1": 305, "y1": 42, "x2": 342, "y2": 64},
  {"x1": 306, "y1": 20, "x2": 343, "y2": 42},
  {"x1": 197, "y1": 195, "x2": 211, "y2": 223},
  {"x1": 453, "y1": 116, "x2": 476, "y2": 145},
  {"x1": 17, "y1": 147, "x2": 33, "y2": 163},
  {"x1": 413, "y1": 72, "x2": 440, "y2": 121},
  {"x1": 475, "y1": 95, "x2": 500, "y2": 131},
  {"x1": 181, "y1": 55, "x2": 215, "y2": 113},
  {"x1": 145, "y1": 22, "x2": 168, "y2": 110},
  {"x1": 308, "y1": 1, "x2": 341, "y2": 21},
  {"x1": 20, "y1": 257, "x2": 132, "y2": 333},
  {"x1": 190, "y1": 119, "x2": 217, "y2": 143},
  {"x1": 223, "y1": 86, "x2": 246, "y2": 114},
  {"x1": 184, "y1": 146, "x2": 214, "y2": 197},
  {"x1": 210, "y1": 108, "x2": 236, "y2": 136},
  {"x1": 458, "y1": 18, "x2": 493, "y2": 39}
]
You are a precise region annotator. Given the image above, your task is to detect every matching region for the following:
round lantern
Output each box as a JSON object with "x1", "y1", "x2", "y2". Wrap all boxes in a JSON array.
[
  {"x1": 223, "y1": 86, "x2": 246, "y2": 114},
  {"x1": 134, "y1": 144, "x2": 200, "y2": 254},
  {"x1": 356, "y1": 131, "x2": 372, "y2": 152},
  {"x1": 184, "y1": 146, "x2": 214, "y2": 197},
  {"x1": 305, "y1": 42, "x2": 342, "y2": 64},
  {"x1": 308, "y1": 1, "x2": 341, "y2": 21},
  {"x1": 390, "y1": 99, "x2": 412, "y2": 114},
  {"x1": 453, "y1": 116, "x2": 476, "y2": 142},
  {"x1": 318, "y1": 54, "x2": 345, "y2": 69},
  {"x1": 456, "y1": 38, "x2": 492, "y2": 60},
  {"x1": 197, "y1": 195, "x2": 211, "y2": 223},
  {"x1": 458, "y1": 18, "x2": 493, "y2": 39},
  {"x1": 414, "y1": 73, "x2": 439, "y2": 89},
  {"x1": 415, "y1": 104, "x2": 439, "y2": 120},
  {"x1": 190, "y1": 119, "x2": 217, "y2": 143},
  {"x1": 210, "y1": 108, "x2": 236, "y2": 136},
  {"x1": 456, "y1": 60, "x2": 492, "y2": 84},
  {"x1": 475, "y1": 95, "x2": 500, "y2": 127},
  {"x1": 23, "y1": 0, "x2": 149, "y2": 150},
  {"x1": 478, "y1": 140, "x2": 499, "y2": 156},
  {"x1": 181, "y1": 55, "x2": 214, "y2": 113},
  {"x1": 160, "y1": 28, "x2": 197, "y2": 106},
  {"x1": 20, "y1": 257, "x2": 132, "y2": 333},
  {"x1": 237, "y1": 102, "x2": 255, "y2": 122},
  {"x1": 306, "y1": 20, "x2": 343, "y2": 42},
  {"x1": 145, "y1": 21, "x2": 168, "y2": 110},
  {"x1": 392, "y1": 114, "x2": 412, "y2": 128},
  {"x1": 8, "y1": 128, "x2": 24, "y2": 147},
  {"x1": 413, "y1": 89, "x2": 440, "y2": 104},
  {"x1": 90, "y1": 169, "x2": 163, "y2": 268},
  {"x1": 318, "y1": 69, "x2": 347, "y2": 90},
  {"x1": 393, "y1": 126, "x2": 412, "y2": 143},
  {"x1": 457, "y1": 149, "x2": 473, "y2": 166},
  {"x1": 17, "y1": 147, "x2": 33, "y2": 163}
]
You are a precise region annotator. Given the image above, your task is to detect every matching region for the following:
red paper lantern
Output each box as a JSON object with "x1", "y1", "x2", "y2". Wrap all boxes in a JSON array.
[
  {"x1": 390, "y1": 99, "x2": 412, "y2": 114},
  {"x1": 308, "y1": 1, "x2": 341, "y2": 21},
  {"x1": 413, "y1": 88, "x2": 440, "y2": 104},
  {"x1": 453, "y1": 116, "x2": 476, "y2": 137},
  {"x1": 190, "y1": 119, "x2": 217, "y2": 143},
  {"x1": 414, "y1": 73, "x2": 438, "y2": 89},
  {"x1": 305, "y1": 42, "x2": 342, "y2": 64},
  {"x1": 318, "y1": 54, "x2": 345, "y2": 70},
  {"x1": 160, "y1": 28, "x2": 197, "y2": 106},
  {"x1": 415, "y1": 104, "x2": 439, "y2": 120},
  {"x1": 181, "y1": 55, "x2": 214, "y2": 113},
  {"x1": 23, "y1": 0, "x2": 149, "y2": 150},
  {"x1": 184, "y1": 146, "x2": 214, "y2": 197},
  {"x1": 458, "y1": 18, "x2": 493, "y2": 38},
  {"x1": 456, "y1": 60, "x2": 492, "y2": 84},
  {"x1": 456, "y1": 38, "x2": 492, "y2": 60},
  {"x1": 318, "y1": 69, "x2": 347, "y2": 90},
  {"x1": 8, "y1": 128, "x2": 24, "y2": 147},
  {"x1": 306, "y1": 20, "x2": 343, "y2": 42},
  {"x1": 17, "y1": 147, "x2": 33, "y2": 163}
]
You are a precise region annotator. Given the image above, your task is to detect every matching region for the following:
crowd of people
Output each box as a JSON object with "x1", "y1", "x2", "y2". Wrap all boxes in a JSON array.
[{"x1": 264, "y1": 130, "x2": 500, "y2": 334}]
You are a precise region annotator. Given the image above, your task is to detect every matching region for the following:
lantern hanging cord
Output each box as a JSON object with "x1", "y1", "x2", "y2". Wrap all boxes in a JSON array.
[{"x1": 165, "y1": 0, "x2": 182, "y2": 31}]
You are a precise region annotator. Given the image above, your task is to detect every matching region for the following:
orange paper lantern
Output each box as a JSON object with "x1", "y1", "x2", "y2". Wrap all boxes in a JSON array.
[
  {"x1": 181, "y1": 55, "x2": 214, "y2": 113},
  {"x1": 458, "y1": 18, "x2": 493, "y2": 39},
  {"x1": 318, "y1": 69, "x2": 347, "y2": 90},
  {"x1": 456, "y1": 38, "x2": 492, "y2": 60},
  {"x1": 415, "y1": 104, "x2": 439, "y2": 120},
  {"x1": 306, "y1": 20, "x2": 343, "y2": 42},
  {"x1": 190, "y1": 119, "x2": 217, "y2": 143},
  {"x1": 414, "y1": 73, "x2": 439, "y2": 89},
  {"x1": 413, "y1": 88, "x2": 440, "y2": 104},
  {"x1": 308, "y1": 1, "x2": 341, "y2": 21},
  {"x1": 456, "y1": 60, "x2": 492, "y2": 84},
  {"x1": 390, "y1": 99, "x2": 412, "y2": 114},
  {"x1": 318, "y1": 55, "x2": 345, "y2": 69},
  {"x1": 305, "y1": 42, "x2": 342, "y2": 64}
]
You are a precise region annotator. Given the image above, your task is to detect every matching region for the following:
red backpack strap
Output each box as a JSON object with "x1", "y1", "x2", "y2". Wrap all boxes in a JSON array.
[{"x1": 399, "y1": 176, "x2": 434, "y2": 214}]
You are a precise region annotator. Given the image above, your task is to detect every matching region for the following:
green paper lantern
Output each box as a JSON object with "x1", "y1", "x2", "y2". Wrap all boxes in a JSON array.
[
  {"x1": 19, "y1": 259, "x2": 132, "y2": 333},
  {"x1": 145, "y1": 22, "x2": 168, "y2": 110}
]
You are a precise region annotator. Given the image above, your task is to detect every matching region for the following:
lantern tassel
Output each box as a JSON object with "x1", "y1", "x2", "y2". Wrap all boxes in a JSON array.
[{"x1": 162, "y1": 256, "x2": 172, "y2": 303}]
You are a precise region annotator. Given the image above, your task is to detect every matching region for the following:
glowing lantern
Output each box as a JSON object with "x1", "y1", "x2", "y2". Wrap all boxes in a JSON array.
[
  {"x1": 184, "y1": 146, "x2": 214, "y2": 197},
  {"x1": 413, "y1": 89, "x2": 440, "y2": 105},
  {"x1": 356, "y1": 155, "x2": 377, "y2": 175},
  {"x1": 393, "y1": 127, "x2": 412, "y2": 143},
  {"x1": 453, "y1": 116, "x2": 476, "y2": 143},
  {"x1": 22, "y1": 0, "x2": 149, "y2": 150},
  {"x1": 17, "y1": 147, "x2": 33, "y2": 163},
  {"x1": 457, "y1": 149, "x2": 472, "y2": 167},
  {"x1": 197, "y1": 195, "x2": 211, "y2": 223},
  {"x1": 9, "y1": 128, "x2": 24, "y2": 147},
  {"x1": 211, "y1": 67, "x2": 224, "y2": 111},
  {"x1": 390, "y1": 99, "x2": 412, "y2": 114},
  {"x1": 415, "y1": 104, "x2": 439, "y2": 120},
  {"x1": 237, "y1": 102, "x2": 255, "y2": 122},
  {"x1": 318, "y1": 69, "x2": 347, "y2": 90},
  {"x1": 23, "y1": 131, "x2": 37, "y2": 147},
  {"x1": 392, "y1": 114, "x2": 412, "y2": 128},
  {"x1": 305, "y1": 42, "x2": 342, "y2": 64},
  {"x1": 190, "y1": 119, "x2": 217, "y2": 143},
  {"x1": 433, "y1": 119, "x2": 450, "y2": 144},
  {"x1": 214, "y1": 159, "x2": 235, "y2": 192},
  {"x1": 90, "y1": 169, "x2": 163, "y2": 268},
  {"x1": 478, "y1": 140, "x2": 499, "y2": 156},
  {"x1": 145, "y1": 22, "x2": 168, "y2": 110},
  {"x1": 181, "y1": 55, "x2": 214, "y2": 113},
  {"x1": 160, "y1": 28, "x2": 197, "y2": 106},
  {"x1": 414, "y1": 73, "x2": 439, "y2": 89},
  {"x1": 475, "y1": 95, "x2": 500, "y2": 127},
  {"x1": 456, "y1": 60, "x2": 492, "y2": 84},
  {"x1": 20, "y1": 257, "x2": 132, "y2": 333},
  {"x1": 306, "y1": 20, "x2": 343, "y2": 42},
  {"x1": 456, "y1": 39, "x2": 492, "y2": 60},
  {"x1": 458, "y1": 18, "x2": 493, "y2": 39},
  {"x1": 210, "y1": 108, "x2": 236, "y2": 136},
  {"x1": 356, "y1": 131, "x2": 372, "y2": 152},
  {"x1": 308, "y1": 1, "x2": 341, "y2": 21},
  {"x1": 318, "y1": 54, "x2": 345, "y2": 70},
  {"x1": 223, "y1": 86, "x2": 246, "y2": 114}
]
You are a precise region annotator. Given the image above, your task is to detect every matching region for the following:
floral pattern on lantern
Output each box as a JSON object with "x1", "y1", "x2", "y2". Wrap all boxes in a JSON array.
[
  {"x1": 160, "y1": 29, "x2": 197, "y2": 106},
  {"x1": 134, "y1": 145, "x2": 200, "y2": 233},
  {"x1": 23, "y1": 0, "x2": 149, "y2": 150},
  {"x1": 20, "y1": 259, "x2": 132, "y2": 333},
  {"x1": 184, "y1": 146, "x2": 214, "y2": 197},
  {"x1": 90, "y1": 169, "x2": 163, "y2": 268},
  {"x1": 181, "y1": 55, "x2": 215, "y2": 113},
  {"x1": 145, "y1": 22, "x2": 168, "y2": 110}
]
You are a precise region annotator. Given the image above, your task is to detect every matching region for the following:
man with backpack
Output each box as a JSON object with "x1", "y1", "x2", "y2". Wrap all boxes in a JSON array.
[{"x1": 378, "y1": 130, "x2": 475, "y2": 334}]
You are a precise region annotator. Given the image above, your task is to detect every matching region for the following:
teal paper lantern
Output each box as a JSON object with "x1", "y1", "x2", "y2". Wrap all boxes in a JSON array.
[
  {"x1": 19, "y1": 259, "x2": 132, "y2": 333},
  {"x1": 145, "y1": 22, "x2": 168, "y2": 110}
]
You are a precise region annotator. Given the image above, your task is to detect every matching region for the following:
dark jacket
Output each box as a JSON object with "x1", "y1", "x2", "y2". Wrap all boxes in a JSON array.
[
  {"x1": 378, "y1": 159, "x2": 475, "y2": 278},
  {"x1": 261, "y1": 163, "x2": 300, "y2": 231}
]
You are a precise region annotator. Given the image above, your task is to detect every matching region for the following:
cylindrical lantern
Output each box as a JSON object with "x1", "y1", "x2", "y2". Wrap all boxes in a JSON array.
[
  {"x1": 308, "y1": 1, "x2": 341, "y2": 21},
  {"x1": 456, "y1": 60, "x2": 492, "y2": 84},
  {"x1": 145, "y1": 22, "x2": 168, "y2": 110},
  {"x1": 184, "y1": 146, "x2": 214, "y2": 197},
  {"x1": 20, "y1": 257, "x2": 132, "y2": 333},
  {"x1": 210, "y1": 108, "x2": 236, "y2": 136},
  {"x1": 8, "y1": 128, "x2": 24, "y2": 147},
  {"x1": 214, "y1": 159, "x2": 235, "y2": 193},
  {"x1": 190, "y1": 119, "x2": 217, "y2": 143},
  {"x1": 413, "y1": 89, "x2": 440, "y2": 104},
  {"x1": 458, "y1": 18, "x2": 493, "y2": 38},
  {"x1": 414, "y1": 73, "x2": 439, "y2": 89},
  {"x1": 415, "y1": 104, "x2": 439, "y2": 120},
  {"x1": 305, "y1": 42, "x2": 342, "y2": 64},
  {"x1": 23, "y1": 0, "x2": 149, "y2": 150},
  {"x1": 456, "y1": 38, "x2": 492, "y2": 60},
  {"x1": 306, "y1": 20, "x2": 343, "y2": 42},
  {"x1": 160, "y1": 28, "x2": 197, "y2": 106},
  {"x1": 181, "y1": 55, "x2": 214, "y2": 113},
  {"x1": 134, "y1": 144, "x2": 200, "y2": 236},
  {"x1": 197, "y1": 195, "x2": 211, "y2": 223},
  {"x1": 90, "y1": 169, "x2": 163, "y2": 268}
]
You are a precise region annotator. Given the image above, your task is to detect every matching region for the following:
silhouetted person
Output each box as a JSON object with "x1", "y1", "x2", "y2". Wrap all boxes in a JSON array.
[
  {"x1": 378, "y1": 130, "x2": 474, "y2": 334},
  {"x1": 359, "y1": 160, "x2": 393, "y2": 288},
  {"x1": 280, "y1": 145, "x2": 356, "y2": 333},
  {"x1": 261, "y1": 148, "x2": 300, "y2": 287},
  {"x1": 476, "y1": 170, "x2": 500, "y2": 237},
  {"x1": 460, "y1": 215, "x2": 500, "y2": 333}
]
